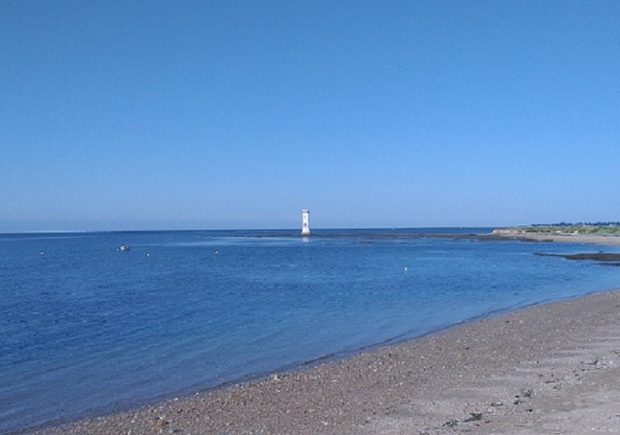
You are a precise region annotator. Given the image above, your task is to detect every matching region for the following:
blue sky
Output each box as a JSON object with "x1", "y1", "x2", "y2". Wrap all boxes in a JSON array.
[{"x1": 1, "y1": 1, "x2": 619, "y2": 232}]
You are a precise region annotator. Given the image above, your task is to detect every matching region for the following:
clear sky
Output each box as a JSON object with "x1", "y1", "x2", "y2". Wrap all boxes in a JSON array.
[{"x1": 1, "y1": 1, "x2": 619, "y2": 232}]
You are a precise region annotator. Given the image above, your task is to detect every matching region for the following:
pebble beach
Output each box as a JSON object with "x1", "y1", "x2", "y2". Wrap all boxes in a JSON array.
[{"x1": 34, "y1": 288, "x2": 620, "y2": 434}]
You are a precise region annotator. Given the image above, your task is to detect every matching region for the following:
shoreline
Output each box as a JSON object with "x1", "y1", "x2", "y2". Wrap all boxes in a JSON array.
[
  {"x1": 34, "y1": 287, "x2": 620, "y2": 434},
  {"x1": 491, "y1": 231, "x2": 620, "y2": 247}
]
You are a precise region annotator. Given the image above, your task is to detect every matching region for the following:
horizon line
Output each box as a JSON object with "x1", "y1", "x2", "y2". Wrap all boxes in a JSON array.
[{"x1": 0, "y1": 225, "x2": 502, "y2": 236}]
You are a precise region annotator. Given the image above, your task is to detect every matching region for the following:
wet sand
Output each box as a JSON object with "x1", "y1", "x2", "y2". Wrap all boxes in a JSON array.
[{"x1": 34, "y1": 289, "x2": 620, "y2": 434}]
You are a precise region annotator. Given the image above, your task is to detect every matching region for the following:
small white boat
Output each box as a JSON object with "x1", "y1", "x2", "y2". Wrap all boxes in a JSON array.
[{"x1": 119, "y1": 244, "x2": 131, "y2": 252}]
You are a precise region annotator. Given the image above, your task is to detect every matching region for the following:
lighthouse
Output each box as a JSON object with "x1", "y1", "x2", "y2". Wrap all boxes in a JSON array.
[{"x1": 301, "y1": 209, "x2": 311, "y2": 236}]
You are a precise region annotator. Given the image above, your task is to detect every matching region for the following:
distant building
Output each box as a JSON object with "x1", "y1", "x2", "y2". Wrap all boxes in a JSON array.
[{"x1": 301, "y1": 209, "x2": 311, "y2": 236}]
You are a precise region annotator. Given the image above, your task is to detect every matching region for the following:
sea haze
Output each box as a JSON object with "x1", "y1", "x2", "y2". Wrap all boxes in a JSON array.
[{"x1": 1, "y1": 229, "x2": 620, "y2": 431}]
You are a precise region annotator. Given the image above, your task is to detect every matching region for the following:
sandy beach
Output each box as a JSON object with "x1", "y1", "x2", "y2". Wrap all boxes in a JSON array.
[
  {"x1": 32, "y1": 288, "x2": 620, "y2": 434},
  {"x1": 492, "y1": 231, "x2": 620, "y2": 247}
]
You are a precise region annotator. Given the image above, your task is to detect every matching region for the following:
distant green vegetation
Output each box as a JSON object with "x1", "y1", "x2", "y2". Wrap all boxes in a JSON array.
[{"x1": 517, "y1": 223, "x2": 620, "y2": 235}]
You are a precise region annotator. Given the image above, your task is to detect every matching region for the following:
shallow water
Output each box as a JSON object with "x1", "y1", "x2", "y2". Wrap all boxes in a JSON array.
[{"x1": 1, "y1": 228, "x2": 619, "y2": 431}]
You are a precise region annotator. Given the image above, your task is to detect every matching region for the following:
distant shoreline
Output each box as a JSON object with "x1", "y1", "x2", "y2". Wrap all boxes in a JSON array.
[{"x1": 491, "y1": 228, "x2": 620, "y2": 247}]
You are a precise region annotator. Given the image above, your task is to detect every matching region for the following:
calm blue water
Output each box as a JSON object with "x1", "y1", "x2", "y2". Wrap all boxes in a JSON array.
[{"x1": 2, "y1": 228, "x2": 620, "y2": 432}]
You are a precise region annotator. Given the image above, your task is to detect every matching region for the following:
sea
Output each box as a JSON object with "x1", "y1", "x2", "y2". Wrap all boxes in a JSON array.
[{"x1": 2, "y1": 228, "x2": 620, "y2": 432}]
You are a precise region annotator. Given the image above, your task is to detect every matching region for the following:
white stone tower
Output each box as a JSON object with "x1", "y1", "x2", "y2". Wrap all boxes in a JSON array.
[{"x1": 301, "y1": 209, "x2": 311, "y2": 236}]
